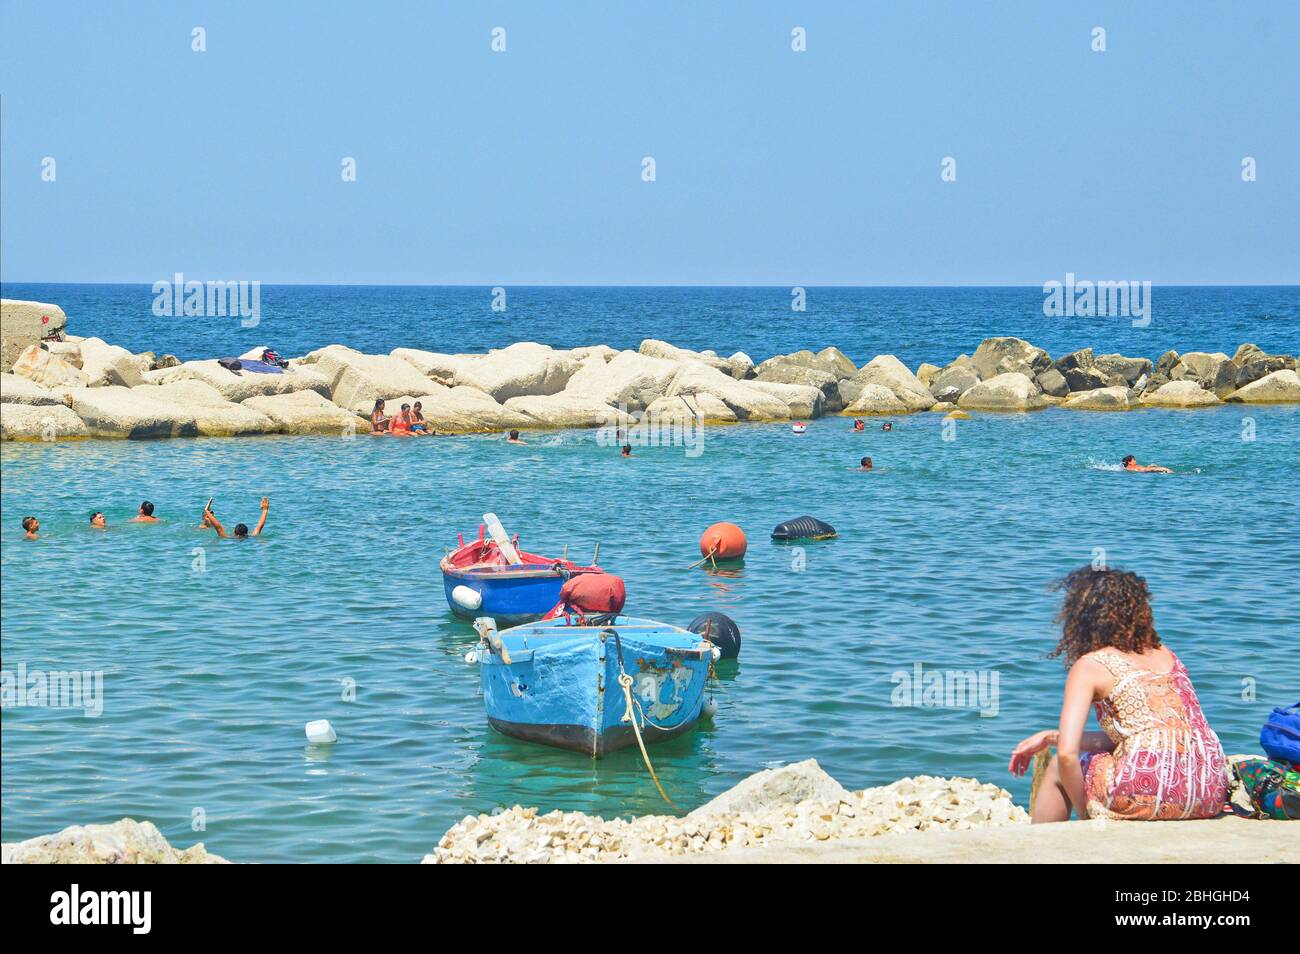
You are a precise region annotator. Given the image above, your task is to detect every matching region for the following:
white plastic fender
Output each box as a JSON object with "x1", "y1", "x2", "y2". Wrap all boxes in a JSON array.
[
  {"x1": 451, "y1": 585, "x2": 483, "y2": 611},
  {"x1": 305, "y1": 719, "x2": 337, "y2": 744}
]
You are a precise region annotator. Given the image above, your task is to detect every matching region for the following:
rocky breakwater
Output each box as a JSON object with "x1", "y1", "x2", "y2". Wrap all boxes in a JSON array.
[
  {"x1": 424, "y1": 760, "x2": 1029, "y2": 864},
  {"x1": 3, "y1": 296, "x2": 1297, "y2": 442},
  {"x1": 2, "y1": 819, "x2": 228, "y2": 864}
]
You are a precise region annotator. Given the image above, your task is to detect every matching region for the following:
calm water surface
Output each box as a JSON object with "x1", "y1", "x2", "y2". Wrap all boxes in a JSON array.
[{"x1": 3, "y1": 405, "x2": 1297, "y2": 861}]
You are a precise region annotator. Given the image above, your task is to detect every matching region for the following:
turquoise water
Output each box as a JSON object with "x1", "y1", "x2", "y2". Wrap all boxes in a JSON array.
[{"x1": 4, "y1": 405, "x2": 1297, "y2": 861}]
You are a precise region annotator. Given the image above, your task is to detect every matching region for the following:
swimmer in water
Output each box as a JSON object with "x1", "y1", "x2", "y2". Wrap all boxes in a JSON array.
[
  {"x1": 852, "y1": 419, "x2": 866, "y2": 432},
  {"x1": 1122, "y1": 455, "x2": 1172, "y2": 474},
  {"x1": 506, "y1": 429, "x2": 527, "y2": 445},
  {"x1": 621, "y1": 444, "x2": 632, "y2": 458},
  {"x1": 881, "y1": 422, "x2": 893, "y2": 431},
  {"x1": 859, "y1": 456, "x2": 873, "y2": 471},
  {"x1": 22, "y1": 516, "x2": 39, "y2": 540},
  {"x1": 90, "y1": 511, "x2": 107, "y2": 529},
  {"x1": 202, "y1": 497, "x2": 269, "y2": 538},
  {"x1": 130, "y1": 500, "x2": 160, "y2": 523}
]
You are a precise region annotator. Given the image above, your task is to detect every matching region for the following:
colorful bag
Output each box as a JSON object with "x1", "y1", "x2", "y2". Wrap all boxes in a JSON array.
[
  {"x1": 1260, "y1": 703, "x2": 1300, "y2": 764},
  {"x1": 1234, "y1": 757, "x2": 1300, "y2": 820}
]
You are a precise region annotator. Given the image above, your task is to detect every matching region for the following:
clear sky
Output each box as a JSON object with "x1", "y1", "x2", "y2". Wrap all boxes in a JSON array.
[{"x1": 2, "y1": 1, "x2": 1296, "y2": 285}]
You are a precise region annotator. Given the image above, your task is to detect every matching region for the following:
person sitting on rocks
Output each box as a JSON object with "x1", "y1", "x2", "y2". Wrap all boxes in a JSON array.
[
  {"x1": 858, "y1": 457, "x2": 873, "y2": 471},
  {"x1": 21, "y1": 516, "x2": 39, "y2": 540},
  {"x1": 409, "y1": 401, "x2": 433, "y2": 436},
  {"x1": 202, "y1": 498, "x2": 269, "y2": 539},
  {"x1": 1122, "y1": 455, "x2": 1171, "y2": 474},
  {"x1": 388, "y1": 404, "x2": 415, "y2": 437},
  {"x1": 130, "y1": 501, "x2": 160, "y2": 523},
  {"x1": 506, "y1": 429, "x2": 526, "y2": 445},
  {"x1": 89, "y1": 511, "x2": 107, "y2": 529},
  {"x1": 1008, "y1": 567, "x2": 1227, "y2": 823},
  {"x1": 369, "y1": 399, "x2": 390, "y2": 435}
]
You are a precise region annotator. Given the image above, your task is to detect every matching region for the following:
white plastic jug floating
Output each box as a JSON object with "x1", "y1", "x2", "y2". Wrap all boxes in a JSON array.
[
  {"x1": 451, "y1": 585, "x2": 483, "y2": 611},
  {"x1": 305, "y1": 719, "x2": 337, "y2": 744}
]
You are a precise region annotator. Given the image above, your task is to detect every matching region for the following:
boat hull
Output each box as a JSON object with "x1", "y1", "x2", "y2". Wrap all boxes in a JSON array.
[
  {"x1": 442, "y1": 566, "x2": 573, "y2": 625},
  {"x1": 478, "y1": 616, "x2": 712, "y2": 757}
]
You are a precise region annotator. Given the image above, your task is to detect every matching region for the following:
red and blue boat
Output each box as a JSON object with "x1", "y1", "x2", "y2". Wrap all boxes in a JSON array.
[{"x1": 440, "y1": 515, "x2": 604, "y2": 625}]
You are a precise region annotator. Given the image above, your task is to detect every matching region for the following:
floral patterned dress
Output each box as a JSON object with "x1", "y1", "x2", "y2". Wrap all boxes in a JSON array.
[{"x1": 1083, "y1": 649, "x2": 1229, "y2": 820}]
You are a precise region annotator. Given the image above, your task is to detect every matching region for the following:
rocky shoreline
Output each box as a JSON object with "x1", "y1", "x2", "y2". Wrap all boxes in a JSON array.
[{"x1": 2, "y1": 297, "x2": 1298, "y2": 442}]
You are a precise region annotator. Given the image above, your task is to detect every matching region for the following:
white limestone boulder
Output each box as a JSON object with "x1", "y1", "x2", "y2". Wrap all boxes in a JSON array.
[
  {"x1": 1, "y1": 299, "x2": 67, "y2": 371},
  {"x1": 971, "y1": 337, "x2": 1052, "y2": 380},
  {"x1": 643, "y1": 393, "x2": 737, "y2": 423},
  {"x1": 503, "y1": 393, "x2": 625, "y2": 428},
  {"x1": 147, "y1": 359, "x2": 332, "y2": 403},
  {"x1": 11, "y1": 345, "x2": 89, "y2": 388},
  {"x1": 746, "y1": 380, "x2": 824, "y2": 418},
  {"x1": 957, "y1": 372, "x2": 1050, "y2": 411},
  {"x1": 1227, "y1": 369, "x2": 1300, "y2": 404},
  {"x1": 454, "y1": 343, "x2": 582, "y2": 400},
  {"x1": 842, "y1": 384, "x2": 909, "y2": 415},
  {"x1": 847, "y1": 355, "x2": 936, "y2": 411},
  {"x1": 390, "y1": 348, "x2": 480, "y2": 385},
  {"x1": 131, "y1": 382, "x2": 276, "y2": 436},
  {"x1": 1, "y1": 403, "x2": 89, "y2": 441},
  {"x1": 241, "y1": 390, "x2": 365, "y2": 436},
  {"x1": 563, "y1": 350, "x2": 681, "y2": 412},
  {"x1": 311, "y1": 346, "x2": 443, "y2": 408},
  {"x1": 664, "y1": 362, "x2": 792, "y2": 420},
  {"x1": 65, "y1": 386, "x2": 199, "y2": 438},
  {"x1": 1, "y1": 372, "x2": 65, "y2": 406},
  {"x1": 1, "y1": 818, "x2": 228, "y2": 864},
  {"x1": 1139, "y1": 380, "x2": 1223, "y2": 408},
  {"x1": 420, "y1": 386, "x2": 533, "y2": 433},
  {"x1": 1061, "y1": 386, "x2": 1134, "y2": 411},
  {"x1": 77, "y1": 337, "x2": 147, "y2": 388}
]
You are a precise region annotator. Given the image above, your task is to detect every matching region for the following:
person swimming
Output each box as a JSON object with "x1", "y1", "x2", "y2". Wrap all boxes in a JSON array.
[
  {"x1": 89, "y1": 511, "x2": 107, "y2": 529},
  {"x1": 130, "y1": 500, "x2": 159, "y2": 523},
  {"x1": 1122, "y1": 455, "x2": 1172, "y2": 474},
  {"x1": 369, "y1": 399, "x2": 390, "y2": 435},
  {"x1": 859, "y1": 456, "x2": 873, "y2": 471},
  {"x1": 202, "y1": 497, "x2": 269, "y2": 538},
  {"x1": 852, "y1": 419, "x2": 866, "y2": 431},
  {"x1": 506, "y1": 429, "x2": 526, "y2": 444},
  {"x1": 410, "y1": 401, "x2": 433, "y2": 435},
  {"x1": 22, "y1": 516, "x2": 39, "y2": 540},
  {"x1": 621, "y1": 444, "x2": 632, "y2": 458},
  {"x1": 881, "y1": 422, "x2": 893, "y2": 431}
]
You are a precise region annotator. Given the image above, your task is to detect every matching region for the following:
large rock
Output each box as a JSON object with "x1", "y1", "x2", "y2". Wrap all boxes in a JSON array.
[
  {"x1": 957, "y1": 372, "x2": 1050, "y2": 411},
  {"x1": 504, "y1": 393, "x2": 624, "y2": 428},
  {"x1": 842, "y1": 384, "x2": 908, "y2": 415},
  {"x1": 45, "y1": 340, "x2": 83, "y2": 368},
  {"x1": 643, "y1": 393, "x2": 737, "y2": 423},
  {"x1": 11, "y1": 345, "x2": 89, "y2": 388},
  {"x1": 753, "y1": 362, "x2": 841, "y2": 411},
  {"x1": 1227, "y1": 369, "x2": 1300, "y2": 404},
  {"x1": 1035, "y1": 367, "x2": 1070, "y2": 398},
  {"x1": 77, "y1": 337, "x2": 146, "y2": 388},
  {"x1": 1171, "y1": 352, "x2": 1236, "y2": 397},
  {"x1": 915, "y1": 363, "x2": 941, "y2": 386},
  {"x1": 1053, "y1": 347, "x2": 1094, "y2": 373},
  {"x1": 419, "y1": 386, "x2": 533, "y2": 433},
  {"x1": 131, "y1": 382, "x2": 275, "y2": 436},
  {"x1": 747, "y1": 380, "x2": 824, "y2": 418},
  {"x1": 971, "y1": 337, "x2": 1051, "y2": 380},
  {"x1": 1235, "y1": 353, "x2": 1297, "y2": 389},
  {"x1": 848, "y1": 355, "x2": 935, "y2": 411},
  {"x1": 66, "y1": 386, "x2": 199, "y2": 438},
  {"x1": 1061, "y1": 386, "x2": 1134, "y2": 411},
  {"x1": 757, "y1": 347, "x2": 856, "y2": 380},
  {"x1": 389, "y1": 348, "x2": 478, "y2": 385},
  {"x1": 148, "y1": 359, "x2": 331, "y2": 403},
  {"x1": 1139, "y1": 380, "x2": 1222, "y2": 408},
  {"x1": 815, "y1": 347, "x2": 858, "y2": 379},
  {"x1": 639, "y1": 339, "x2": 745, "y2": 378},
  {"x1": 1, "y1": 299, "x2": 67, "y2": 371},
  {"x1": 1092, "y1": 354, "x2": 1152, "y2": 387},
  {"x1": 1, "y1": 373, "x2": 64, "y2": 406},
  {"x1": 929, "y1": 364, "x2": 979, "y2": 403},
  {"x1": 1, "y1": 819, "x2": 228, "y2": 864},
  {"x1": 663, "y1": 362, "x2": 792, "y2": 420},
  {"x1": 0, "y1": 403, "x2": 89, "y2": 441},
  {"x1": 454, "y1": 342, "x2": 582, "y2": 400},
  {"x1": 1063, "y1": 365, "x2": 1117, "y2": 392},
  {"x1": 312, "y1": 346, "x2": 443, "y2": 407},
  {"x1": 242, "y1": 390, "x2": 365, "y2": 435},
  {"x1": 688, "y1": 760, "x2": 851, "y2": 819},
  {"x1": 563, "y1": 350, "x2": 682, "y2": 412}
]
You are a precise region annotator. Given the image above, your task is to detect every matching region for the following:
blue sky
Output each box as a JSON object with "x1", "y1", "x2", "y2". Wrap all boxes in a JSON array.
[{"x1": 2, "y1": 1, "x2": 1296, "y2": 285}]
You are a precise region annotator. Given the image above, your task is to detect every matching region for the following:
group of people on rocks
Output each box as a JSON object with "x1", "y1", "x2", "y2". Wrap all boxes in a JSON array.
[
  {"x1": 20, "y1": 498, "x2": 270, "y2": 540},
  {"x1": 369, "y1": 399, "x2": 434, "y2": 436}
]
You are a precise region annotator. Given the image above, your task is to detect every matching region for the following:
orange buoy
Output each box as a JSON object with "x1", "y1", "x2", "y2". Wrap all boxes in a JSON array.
[{"x1": 700, "y1": 522, "x2": 747, "y2": 560}]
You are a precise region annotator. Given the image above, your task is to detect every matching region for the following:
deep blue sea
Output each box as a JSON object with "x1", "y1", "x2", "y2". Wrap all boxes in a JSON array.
[{"x1": 2, "y1": 284, "x2": 1297, "y2": 862}]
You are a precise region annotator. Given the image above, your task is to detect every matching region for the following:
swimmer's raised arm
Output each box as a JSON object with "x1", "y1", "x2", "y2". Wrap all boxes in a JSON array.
[
  {"x1": 203, "y1": 508, "x2": 230, "y2": 539},
  {"x1": 252, "y1": 497, "x2": 269, "y2": 536}
]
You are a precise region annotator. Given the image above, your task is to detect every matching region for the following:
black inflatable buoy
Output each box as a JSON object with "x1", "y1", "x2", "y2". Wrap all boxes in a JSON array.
[
  {"x1": 688, "y1": 612, "x2": 741, "y2": 660},
  {"x1": 770, "y1": 516, "x2": 837, "y2": 542}
]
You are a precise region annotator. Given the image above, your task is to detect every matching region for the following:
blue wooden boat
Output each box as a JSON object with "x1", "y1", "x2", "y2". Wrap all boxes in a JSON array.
[
  {"x1": 472, "y1": 615, "x2": 717, "y2": 757},
  {"x1": 441, "y1": 522, "x2": 603, "y2": 625}
]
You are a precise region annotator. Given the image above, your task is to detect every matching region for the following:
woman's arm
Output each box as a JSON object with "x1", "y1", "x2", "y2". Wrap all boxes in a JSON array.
[
  {"x1": 1055, "y1": 658, "x2": 1106, "y2": 818},
  {"x1": 252, "y1": 497, "x2": 269, "y2": 536},
  {"x1": 204, "y1": 511, "x2": 229, "y2": 539}
]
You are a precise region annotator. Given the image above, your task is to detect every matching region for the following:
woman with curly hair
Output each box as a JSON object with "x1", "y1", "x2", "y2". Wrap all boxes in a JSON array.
[{"x1": 1008, "y1": 567, "x2": 1228, "y2": 822}]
